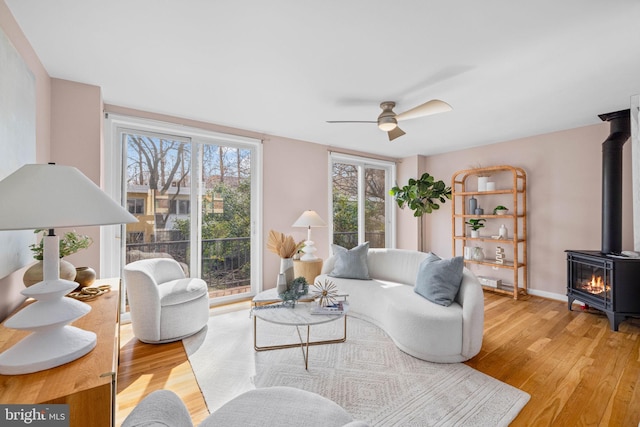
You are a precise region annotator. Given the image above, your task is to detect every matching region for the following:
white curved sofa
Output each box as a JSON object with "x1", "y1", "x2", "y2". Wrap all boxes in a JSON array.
[{"x1": 316, "y1": 248, "x2": 484, "y2": 363}]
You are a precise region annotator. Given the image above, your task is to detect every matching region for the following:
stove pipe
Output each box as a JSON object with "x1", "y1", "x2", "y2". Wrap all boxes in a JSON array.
[{"x1": 598, "y1": 109, "x2": 630, "y2": 254}]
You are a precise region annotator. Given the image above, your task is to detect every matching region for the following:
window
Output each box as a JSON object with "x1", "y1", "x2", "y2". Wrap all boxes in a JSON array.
[
  {"x1": 104, "y1": 114, "x2": 263, "y2": 316},
  {"x1": 169, "y1": 199, "x2": 190, "y2": 215},
  {"x1": 179, "y1": 199, "x2": 190, "y2": 214},
  {"x1": 329, "y1": 153, "x2": 395, "y2": 249},
  {"x1": 127, "y1": 198, "x2": 144, "y2": 214}
]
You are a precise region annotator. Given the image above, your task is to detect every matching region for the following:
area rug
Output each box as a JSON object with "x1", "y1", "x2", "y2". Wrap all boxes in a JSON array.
[{"x1": 183, "y1": 308, "x2": 530, "y2": 426}]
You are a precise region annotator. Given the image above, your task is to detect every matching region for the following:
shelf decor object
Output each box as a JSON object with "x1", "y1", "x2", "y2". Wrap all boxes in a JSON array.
[
  {"x1": 311, "y1": 278, "x2": 338, "y2": 307},
  {"x1": 292, "y1": 210, "x2": 326, "y2": 261},
  {"x1": 451, "y1": 165, "x2": 527, "y2": 299},
  {"x1": 0, "y1": 163, "x2": 137, "y2": 374}
]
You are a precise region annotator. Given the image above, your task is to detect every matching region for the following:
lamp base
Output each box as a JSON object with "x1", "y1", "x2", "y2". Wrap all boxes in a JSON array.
[
  {"x1": 0, "y1": 325, "x2": 96, "y2": 375},
  {"x1": 300, "y1": 239, "x2": 318, "y2": 261}
]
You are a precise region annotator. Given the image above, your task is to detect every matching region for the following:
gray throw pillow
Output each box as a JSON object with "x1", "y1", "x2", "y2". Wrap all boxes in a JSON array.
[
  {"x1": 414, "y1": 253, "x2": 464, "y2": 306},
  {"x1": 328, "y1": 242, "x2": 370, "y2": 280}
]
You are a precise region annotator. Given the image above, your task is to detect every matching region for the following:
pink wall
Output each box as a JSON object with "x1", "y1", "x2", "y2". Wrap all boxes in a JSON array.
[
  {"x1": 406, "y1": 123, "x2": 634, "y2": 299},
  {"x1": 0, "y1": 0, "x2": 52, "y2": 320},
  {"x1": 395, "y1": 155, "x2": 421, "y2": 250},
  {"x1": 262, "y1": 136, "x2": 329, "y2": 289},
  {"x1": 50, "y1": 78, "x2": 104, "y2": 273}
]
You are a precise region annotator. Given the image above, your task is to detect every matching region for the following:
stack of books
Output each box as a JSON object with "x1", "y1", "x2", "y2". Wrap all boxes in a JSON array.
[{"x1": 309, "y1": 301, "x2": 346, "y2": 315}]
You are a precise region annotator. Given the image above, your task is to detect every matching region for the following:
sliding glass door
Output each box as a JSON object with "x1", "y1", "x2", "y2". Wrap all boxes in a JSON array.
[
  {"x1": 198, "y1": 144, "x2": 252, "y2": 295},
  {"x1": 105, "y1": 115, "x2": 261, "y2": 312}
]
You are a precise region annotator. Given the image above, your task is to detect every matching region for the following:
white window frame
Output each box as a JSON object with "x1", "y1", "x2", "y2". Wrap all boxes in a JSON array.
[
  {"x1": 103, "y1": 114, "x2": 263, "y2": 317},
  {"x1": 328, "y1": 152, "x2": 396, "y2": 249}
]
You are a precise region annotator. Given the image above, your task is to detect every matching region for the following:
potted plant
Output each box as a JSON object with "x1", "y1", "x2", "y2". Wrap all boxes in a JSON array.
[
  {"x1": 390, "y1": 172, "x2": 451, "y2": 251},
  {"x1": 493, "y1": 205, "x2": 509, "y2": 215},
  {"x1": 465, "y1": 218, "x2": 486, "y2": 238},
  {"x1": 390, "y1": 172, "x2": 452, "y2": 217},
  {"x1": 23, "y1": 230, "x2": 93, "y2": 287}
]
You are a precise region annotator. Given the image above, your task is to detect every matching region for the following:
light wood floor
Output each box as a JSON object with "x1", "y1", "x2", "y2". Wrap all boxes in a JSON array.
[{"x1": 116, "y1": 293, "x2": 640, "y2": 426}]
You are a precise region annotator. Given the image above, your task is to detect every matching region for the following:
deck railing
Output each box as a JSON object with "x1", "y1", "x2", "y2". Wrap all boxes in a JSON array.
[
  {"x1": 127, "y1": 237, "x2": 251, "y2": 291},
  {"x1": 332, "y1": 231, "x2": 385, "y2": 249},
  {"x1": 126, "y1": 231, "x2": 385, "y2": 291}
]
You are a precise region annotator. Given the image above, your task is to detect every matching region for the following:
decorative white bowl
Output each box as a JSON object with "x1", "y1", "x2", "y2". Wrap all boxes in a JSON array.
[{"x1": 495, "y1": 209, "x2": 508, "y2": 215}]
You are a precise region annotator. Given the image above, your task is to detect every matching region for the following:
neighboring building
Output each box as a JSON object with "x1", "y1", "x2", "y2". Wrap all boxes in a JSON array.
[{"x1": 126, "y1": 183, "x2": 223, "y2": 243}]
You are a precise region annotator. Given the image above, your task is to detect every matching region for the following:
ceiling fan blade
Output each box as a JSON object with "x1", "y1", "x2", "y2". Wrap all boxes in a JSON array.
[
  {"x1": 395, "y1": 99, "x2": 452, "y2": 122},
  {"x1": 326, "y1": 120, "x2": 376, "y2": 124},
  {"x1": 388, "y1": 126, "x2": 406, "y2": 141}
]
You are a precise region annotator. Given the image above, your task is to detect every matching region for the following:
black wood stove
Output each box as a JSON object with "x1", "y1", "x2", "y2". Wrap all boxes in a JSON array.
[{"x1": 566, "y1": 110, "x2": 640, "y2": 331}]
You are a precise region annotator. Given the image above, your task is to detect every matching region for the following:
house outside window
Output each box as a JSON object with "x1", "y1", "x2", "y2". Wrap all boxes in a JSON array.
[{"x1": 127, "y1": 198, "x2": 145, "y2": 214}]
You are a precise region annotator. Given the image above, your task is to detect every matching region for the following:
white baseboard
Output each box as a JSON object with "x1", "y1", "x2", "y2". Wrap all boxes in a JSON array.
[
  {"x1": 525, "y1": 289, "x2": 590, "y2": 309},
  {"x1": 526, "y1": 288, "x2": 567, "y2": 302}
]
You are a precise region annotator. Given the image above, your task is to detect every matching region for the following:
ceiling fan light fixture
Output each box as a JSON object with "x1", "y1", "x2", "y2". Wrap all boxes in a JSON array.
[
  {"x1": 327, "y1": 98, "x2": 449, "y2": 141},
  {"x1": 378, "y1": 116, "x2": 397, "y2": 131}
]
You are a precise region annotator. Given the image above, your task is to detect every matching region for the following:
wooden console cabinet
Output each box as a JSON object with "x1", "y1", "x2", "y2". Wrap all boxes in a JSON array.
[{"x1": 0, "y1": 278, "x2": 120, "y2": 427}]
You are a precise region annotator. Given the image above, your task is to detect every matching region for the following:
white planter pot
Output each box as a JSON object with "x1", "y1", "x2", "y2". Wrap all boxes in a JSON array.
[{"x1": 470, "y1": 230, "x2": 480, "y2": 238}]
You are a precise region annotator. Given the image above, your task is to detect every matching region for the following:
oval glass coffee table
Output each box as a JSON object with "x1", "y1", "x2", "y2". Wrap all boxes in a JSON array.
[{"x1": 252, "y1": 289, "x2": 348, "y2": 370}]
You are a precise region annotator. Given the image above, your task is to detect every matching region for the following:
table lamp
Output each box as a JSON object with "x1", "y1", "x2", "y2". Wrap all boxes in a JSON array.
[
  {"x1": 292, "y1": 210, "x2": 326, "y2": 261},
  {"x1": 0, "y1": 163, "x2": 137, "y2": 375}
]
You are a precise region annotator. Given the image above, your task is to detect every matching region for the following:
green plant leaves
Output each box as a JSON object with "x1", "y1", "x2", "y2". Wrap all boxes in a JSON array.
[
  {"x1": 29, "y1": 229, "x2": 93, "y2": 260},
  {"x1": 464, "y1": 218, "x2": 486, "y2": 230},
  {"x1": 389, "y1": 172, "x2": 452, "y2": 217}
]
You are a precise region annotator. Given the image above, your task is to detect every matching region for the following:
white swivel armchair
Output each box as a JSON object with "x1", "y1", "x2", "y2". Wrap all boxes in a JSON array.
[{"x1": 123, "y1": 258, "x2": 209, "y2": 344}]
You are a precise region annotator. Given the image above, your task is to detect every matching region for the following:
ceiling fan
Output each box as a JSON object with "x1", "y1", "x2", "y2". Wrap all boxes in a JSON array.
[{"x1": 327, "y1": 99, "x2": 452, "y2": 141}]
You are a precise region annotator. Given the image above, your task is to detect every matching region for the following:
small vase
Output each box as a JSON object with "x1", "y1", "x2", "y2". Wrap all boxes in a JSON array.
[
  {"x1": 23, "y1": 259, "x2": 76, "y2": 287},
  {"x1": 280, "y1": 257, "x2": 294, "y2": 285},
  {"x1": 468, "y1": 196, "x2": 477, "y2": 214},
  {"x1": 276, "y1": 273, "x2": 288, "y2": 295},
  {"x1": 74, "y1": 266, "x2": 96, "y2": 289},
  {"x1": 471, "y1": 247, "x2": 485, "y2": 261},
  {"x1": 498, "y1": 224, "x2": 508, "y2": 239}
]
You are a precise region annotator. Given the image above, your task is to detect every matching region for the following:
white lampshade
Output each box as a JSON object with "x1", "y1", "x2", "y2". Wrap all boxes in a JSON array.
[
  {"x1": 0, "y1": 163, "x2": 137, "y2": 230},
  {"x1": 292, "y1": 210, "x2": 326, "y2": 229},
  {"x1": 0, "y1": 163, "x2": 137, "y2": 375},
  {"x1": 292, "y1": 210, "x2": 326, "y2": 261}
]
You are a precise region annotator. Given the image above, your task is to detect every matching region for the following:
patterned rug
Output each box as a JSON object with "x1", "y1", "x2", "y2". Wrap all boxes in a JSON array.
[{"x1": 183, "y1": 308, "x2": 529, "y2": 426}]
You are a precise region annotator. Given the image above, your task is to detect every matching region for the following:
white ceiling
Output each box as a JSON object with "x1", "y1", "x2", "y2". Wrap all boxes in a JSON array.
[{"x1": 6, "y1": 0, "x2": 640, "y2": 158}]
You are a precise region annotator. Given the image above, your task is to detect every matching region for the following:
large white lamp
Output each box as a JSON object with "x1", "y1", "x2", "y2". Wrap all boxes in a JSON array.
[
  {"x1": 0, "y1": 163, "x2": 137, "y2": 375},
  {"x1": 292, "y1": 210, "x2": 326, "y2": 261}
]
